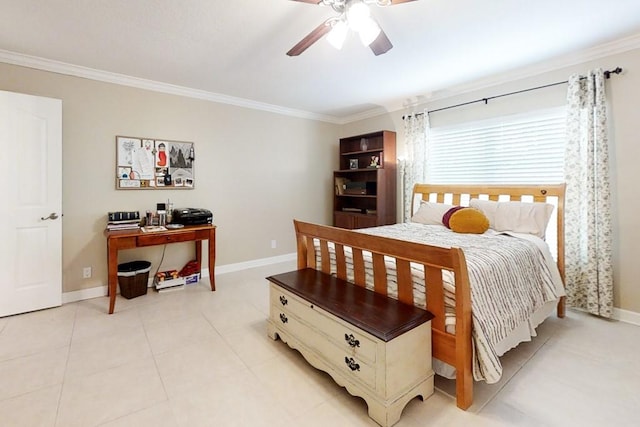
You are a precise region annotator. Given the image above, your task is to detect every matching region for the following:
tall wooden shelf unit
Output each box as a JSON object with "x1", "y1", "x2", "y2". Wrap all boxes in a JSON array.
[{"x1": 334, "y1": 131, "x2": 397, "y2": 229}]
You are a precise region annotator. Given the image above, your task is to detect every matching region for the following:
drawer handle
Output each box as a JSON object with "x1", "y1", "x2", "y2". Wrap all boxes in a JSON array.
[
  {"x1": 279, "y1": 313, "x2": 288, "y2": 324},
  {"x1": 279, "y1": 295, "x2": 288, "y2": 306},
  {"x1": 344, "y1": 333, "x2": 360, "y2": 348},
  {"x1": 344, "y1": 357, "x2": 360, "y2": 372}
]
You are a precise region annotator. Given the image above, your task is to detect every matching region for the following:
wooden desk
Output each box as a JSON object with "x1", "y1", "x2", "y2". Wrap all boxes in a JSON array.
[{"x1": 104, "y1": 224, "x2": 216, "y2": 314}]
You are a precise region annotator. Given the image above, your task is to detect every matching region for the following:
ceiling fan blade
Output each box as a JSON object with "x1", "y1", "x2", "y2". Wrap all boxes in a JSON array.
[
  {"x1": 287, "y1": 21, "x2": 332, "y2": 56},
  {"x1": 289, "y1": 0, "x2": 323, "y2": 3},
  {"x1": 369, "y1": 28, "x2": 393, "y2": 56},
  {"x1": 388, "y1": 0, "x2": 419, "y2": 4}
]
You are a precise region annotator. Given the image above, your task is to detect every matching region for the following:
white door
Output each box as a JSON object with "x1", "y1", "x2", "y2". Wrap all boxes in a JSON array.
[{"x1": 0, "y1": 91, "x2": 62, "y2": 317}]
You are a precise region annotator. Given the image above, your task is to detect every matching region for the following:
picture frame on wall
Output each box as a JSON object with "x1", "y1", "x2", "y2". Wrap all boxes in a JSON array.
[{"x1": 116, "y1": 136, "x2": 195, "y2": 190}]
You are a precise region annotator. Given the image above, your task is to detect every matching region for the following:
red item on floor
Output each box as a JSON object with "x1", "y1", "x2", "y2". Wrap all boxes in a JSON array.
[{"x1": 179, "y1": 260, "x2": 200, "y2": 277}]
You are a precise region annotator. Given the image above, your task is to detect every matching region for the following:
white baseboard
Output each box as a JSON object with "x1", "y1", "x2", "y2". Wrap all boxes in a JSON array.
[
  {"x1": 61, "y1": 252, "x2": 296, "y2": 305},
  {"x1": 612, "y1": 307, "x2": 640, "y2": 327},
  {"x1": 215, "y1": 252, "x2": 296, "y2": 275},
  {"x1": 62, "y1": 285, "x2": 109, "y2": 304}
]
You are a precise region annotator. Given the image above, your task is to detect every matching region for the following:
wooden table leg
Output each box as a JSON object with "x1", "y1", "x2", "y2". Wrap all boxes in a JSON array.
[
  {"x1": 208, "y1": 227, "x2": 216, "y2": 291},
  {"x1": 107, "y1": 239, "x2": 119, "y2": 314},
  {"x1": 195, "y1": 239, "x2": 203, "y2": 283}
]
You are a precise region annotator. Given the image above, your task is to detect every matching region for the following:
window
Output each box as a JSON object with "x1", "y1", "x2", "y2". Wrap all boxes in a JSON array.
[
  {"x1": 425, "y1": 107, "x2": 566, "y2": 259},
  {"x1": 426, "y1": 107, "x2": 566, "y2": 184}
]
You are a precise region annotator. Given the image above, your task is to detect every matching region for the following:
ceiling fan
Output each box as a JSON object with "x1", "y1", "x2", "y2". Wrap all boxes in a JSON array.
[{"x1": 287, "y1": 0, "x2": 418, "y2": 57}]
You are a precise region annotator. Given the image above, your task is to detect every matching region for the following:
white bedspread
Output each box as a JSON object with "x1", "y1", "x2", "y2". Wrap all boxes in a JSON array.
[{"x1": 314, "y1": 223, "x2": 564, "y2": 383}]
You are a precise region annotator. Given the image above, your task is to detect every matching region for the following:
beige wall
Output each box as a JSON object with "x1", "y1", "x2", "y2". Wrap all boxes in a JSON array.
[
  {"x1": 340, "y1": 48, "x2": 640, "y2": 314},
  {"x1": 0, "y1": 62, "x2": 339, "y2": 293}
]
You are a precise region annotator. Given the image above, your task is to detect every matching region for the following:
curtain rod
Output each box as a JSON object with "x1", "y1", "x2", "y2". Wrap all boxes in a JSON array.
[{"x1": 402, "y1": 67, "x2": 623, "y2": 119}]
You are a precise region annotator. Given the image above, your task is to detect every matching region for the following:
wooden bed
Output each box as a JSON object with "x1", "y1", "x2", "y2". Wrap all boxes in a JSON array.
[{"x1": 293, "y1": 183, "x2": 565, "y2": 410}]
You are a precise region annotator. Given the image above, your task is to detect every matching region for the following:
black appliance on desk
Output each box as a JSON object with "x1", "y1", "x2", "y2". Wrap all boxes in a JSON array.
[{"x1": 171, "y1": 208, "x2": 213, "y2": 225}]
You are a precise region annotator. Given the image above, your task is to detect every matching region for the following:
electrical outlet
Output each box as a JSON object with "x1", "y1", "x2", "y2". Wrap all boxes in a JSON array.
[
  {"x1": 271, "y1": 239, "x2": 277, "y2": 249},
  {"x1": 83, "y1": 267, "x2": 92, "y2": 279}
]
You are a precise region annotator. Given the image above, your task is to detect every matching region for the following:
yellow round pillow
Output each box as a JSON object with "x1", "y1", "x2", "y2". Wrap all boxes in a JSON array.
[{"x1": 446, "y1": 207, "x2": 489, "y2": 234}]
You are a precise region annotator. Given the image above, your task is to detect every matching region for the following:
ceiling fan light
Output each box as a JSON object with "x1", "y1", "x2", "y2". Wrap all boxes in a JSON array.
[
  {"x1": 358, "y1": 17, "x2": 381, "y2": 46},
  {"x1": 327, "y1": 20, "x2": 348, "y2": 49},
  {"x1": 346, "y1": 1, "x2": 371, "y2": 32}
]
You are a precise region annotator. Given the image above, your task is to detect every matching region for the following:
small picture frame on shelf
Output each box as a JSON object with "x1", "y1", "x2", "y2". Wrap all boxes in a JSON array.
[{"x1": 349, "y1": 159, "x2": 358, "y2": 169}]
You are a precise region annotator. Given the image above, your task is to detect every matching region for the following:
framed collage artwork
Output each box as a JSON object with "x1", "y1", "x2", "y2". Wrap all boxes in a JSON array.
[{"x1": 116, "y1": 136, "x2": 195, "y2": 190}]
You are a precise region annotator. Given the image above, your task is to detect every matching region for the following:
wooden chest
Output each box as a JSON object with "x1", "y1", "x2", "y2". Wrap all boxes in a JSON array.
[{"x1": 267, "y1": 269, "x2": 434, "y2": 427}]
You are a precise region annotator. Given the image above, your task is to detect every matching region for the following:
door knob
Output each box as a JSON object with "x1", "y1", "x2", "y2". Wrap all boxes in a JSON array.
[{"x1": 40, "y1": 212, "x2": 59, "y2": 221}]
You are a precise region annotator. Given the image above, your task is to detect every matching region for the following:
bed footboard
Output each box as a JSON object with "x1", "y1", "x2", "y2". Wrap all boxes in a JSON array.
[{"x1": 293, "y1": 220, "x2": 474, "y2": 410}]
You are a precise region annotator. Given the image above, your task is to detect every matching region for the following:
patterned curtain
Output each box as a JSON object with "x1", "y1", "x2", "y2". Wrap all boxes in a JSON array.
[
  {"x1": 564, "y1": 68, "x2": 613, "y2": 318},
  {"x1": 402, "y1": 112, "x2": 429, "y2": 222}
]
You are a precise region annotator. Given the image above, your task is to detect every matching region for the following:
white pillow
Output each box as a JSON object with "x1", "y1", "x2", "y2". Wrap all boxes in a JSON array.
[
  {"x1": 411, "y1": 201, "x2": 453, "y2": 225},
  {"x1": 469, "y1": 199, "x2": 498, "y2": 228},
  {"x1": 469, "y1": 199, "x2": 554, "y2": 238}
]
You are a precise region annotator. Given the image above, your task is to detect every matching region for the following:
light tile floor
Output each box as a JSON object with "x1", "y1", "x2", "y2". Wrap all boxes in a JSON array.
[{"x1": 1, "y1": 260, "x2": 639, "y2": 426}]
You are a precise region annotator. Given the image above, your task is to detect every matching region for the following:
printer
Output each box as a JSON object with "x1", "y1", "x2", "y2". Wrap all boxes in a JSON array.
[{"x1": 171, "y1": 208, "x2": 213, "y2": 225}]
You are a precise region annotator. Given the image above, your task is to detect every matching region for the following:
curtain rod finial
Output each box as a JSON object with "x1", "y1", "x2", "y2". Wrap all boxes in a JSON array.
[{"x1": 604, "y1": 67, "x2": 623, "y2": 79}]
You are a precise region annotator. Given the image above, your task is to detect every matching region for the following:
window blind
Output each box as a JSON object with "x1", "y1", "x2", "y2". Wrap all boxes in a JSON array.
[{"x1": 426, "y1": 107, "x2": 566, "y2": 184}]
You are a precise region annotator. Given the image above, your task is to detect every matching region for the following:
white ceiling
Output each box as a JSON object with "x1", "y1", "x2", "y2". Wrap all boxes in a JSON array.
[{"x1": 1, "y1": 0, "x2": 640, "y2": 122}]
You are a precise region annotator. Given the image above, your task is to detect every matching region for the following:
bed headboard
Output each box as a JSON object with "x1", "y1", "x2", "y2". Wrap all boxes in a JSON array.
[{"x1": 411, "y1": 183, "x2": 566, "y2": 317}]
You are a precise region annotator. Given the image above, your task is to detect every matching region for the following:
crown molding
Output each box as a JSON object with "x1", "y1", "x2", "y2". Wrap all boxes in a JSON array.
[
  {"x1": 0, "y1": 49, "x2": 343, "y2": 124},
  {"x1": 2, "y1": 31, "x2": 639, "y2": 126},
  {"x1": 337, "y1": 106, "x2": 390, "y2": 124}
]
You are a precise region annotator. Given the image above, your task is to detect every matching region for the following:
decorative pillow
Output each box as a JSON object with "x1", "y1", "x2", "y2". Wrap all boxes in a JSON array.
[
  {"x1": 411, "y1": 201, "x2": 453, "y2": 225},
  {"x1": 443, "y1": 207, "x2": 490, "y2": 234},
  {"x1": 441, "y1": 206, "x2": 465, "y2": 228},
  {"x1": 469, "y1": 198, "x2": 554, "y2": 238}
]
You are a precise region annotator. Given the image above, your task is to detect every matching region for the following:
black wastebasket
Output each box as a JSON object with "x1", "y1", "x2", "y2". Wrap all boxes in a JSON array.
[{"x1": 117, "y1": 261, "x2": 151, "y2": 299}]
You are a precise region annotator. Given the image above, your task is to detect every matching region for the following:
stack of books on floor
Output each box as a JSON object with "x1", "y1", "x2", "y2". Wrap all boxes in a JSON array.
[
  {"x1": 106, "y1": 211, "x2": 141, "y2": 231},
  {"x1": 154, "y1": 269, "x2": 186, "y2": 293}
]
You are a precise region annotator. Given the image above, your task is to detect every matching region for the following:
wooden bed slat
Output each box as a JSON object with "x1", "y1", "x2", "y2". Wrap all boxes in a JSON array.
[
  {"x1": 335, "y1": 244, "x2": 347, "y2": 281},
  {"x1": 306, "y1": 237, "x2": 315, "y2": 270},
  {"x1": 396, "y1": 259, "x2": 414, "y2": 306},
  {"x1": 296, "y1": 233, "x2": 308, "y2": 270},
  {"x1": 425, "y1": 266, "x2": 446, "y2": 332},
  {"x1": 352, "y1": 248, "x2": 365, "y2": 287},
  {"x1": 372, "y1": 253, "x2": 387, "y2": 295},
  {"x1": 320, "y1": 239, "x2": 330, "y2": 274}
]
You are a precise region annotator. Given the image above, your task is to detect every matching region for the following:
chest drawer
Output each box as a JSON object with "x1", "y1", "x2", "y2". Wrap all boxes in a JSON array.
[
  {"x1": 271, "y1": 304, "x2": 376, "y2": 389},
  {"x1": 271, "y1": 285, "x2": 377, "y2": 364}
]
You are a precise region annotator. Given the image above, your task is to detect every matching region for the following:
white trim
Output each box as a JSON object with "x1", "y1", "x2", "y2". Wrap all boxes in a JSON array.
[
  {"x1": 571, "y1": 306, "x2": 640, "y2": 327},
  {"x1": 338, "y1": 107, "x2": 390, "y2": 125},
  {"x1": 612, "y1": 307, "x2": 640, "y2": 327},
  {"x1": 215, "y1": 252, "x2": 297, "y2": 275},
  {"x1": 0, "y1": 49, "x2": 341, "y2": 124},
  {"x1": 4, "y1": 32, "x2": 637, "y2": 125},
  {"x1": 62, "y1": 285, "x2": 109, "y2": 304},
  {"x1": 61, "y1": 252, "x2": 297, "y2": 304}
]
